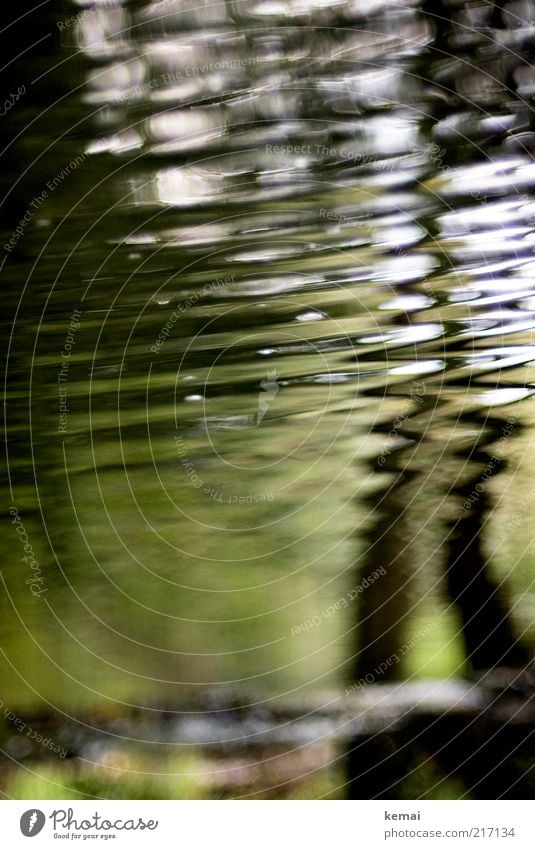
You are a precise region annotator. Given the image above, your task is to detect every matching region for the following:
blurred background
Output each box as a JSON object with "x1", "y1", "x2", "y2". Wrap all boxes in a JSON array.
[{"x1": 1, "y1": 0, "x2": 535, "y2": 799}]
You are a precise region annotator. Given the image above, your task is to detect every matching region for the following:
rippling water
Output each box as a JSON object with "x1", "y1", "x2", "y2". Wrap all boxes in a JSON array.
[{"x1": 2, "y1": 0, "x2": 535, "y2": 798}]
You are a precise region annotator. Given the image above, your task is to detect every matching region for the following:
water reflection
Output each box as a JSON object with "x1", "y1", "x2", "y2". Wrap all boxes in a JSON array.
[{"x1": 1, "y1": 0, "x2": 535, "y2": 799}]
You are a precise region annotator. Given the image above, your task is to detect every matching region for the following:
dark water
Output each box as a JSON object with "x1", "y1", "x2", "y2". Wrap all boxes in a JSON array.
[{"x1": 2, "y1": 0, "x2": 535, "y2": 798}]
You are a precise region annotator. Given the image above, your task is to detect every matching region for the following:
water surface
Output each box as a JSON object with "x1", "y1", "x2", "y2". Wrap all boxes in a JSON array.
[{"x1": 2, "y1": 0, "x2": 535, "y2": 798}]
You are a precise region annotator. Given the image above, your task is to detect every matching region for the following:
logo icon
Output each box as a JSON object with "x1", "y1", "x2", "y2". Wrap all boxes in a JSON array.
[
  {"x1": 20, "y1": 810, "x2": 46, "y2": 837},
  {"x1": 257, "y1": 370, "x2": 279, "y2": 426}
]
